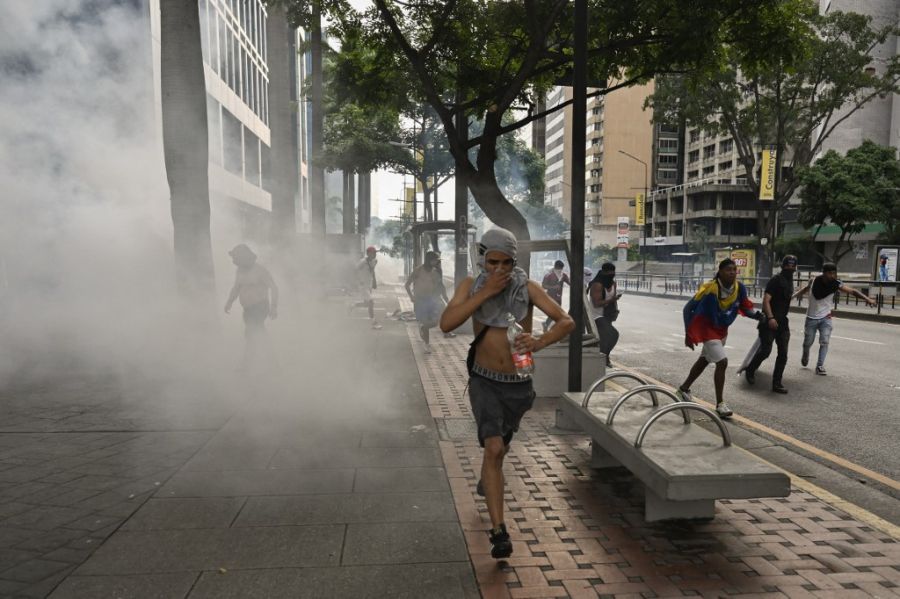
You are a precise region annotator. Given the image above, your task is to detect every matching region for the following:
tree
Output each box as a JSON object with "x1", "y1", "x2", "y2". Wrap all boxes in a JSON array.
[
  {"x1": 687, "y1": 223, "x2": 712, "y2": 262},
  {"x1": 159, "y1": 0, "x2": 215, "y2": 297},
  {"x1": 798, "y1": 141, "x2": 900, "y2": 264},
  {"x1": 649, "y1": 4, "x2": 900, "y2": 275},
  {"x1": 275, "y1": 0, "x2": 793, "y2": 261},
  {"x1": 266, "y1": 5, "x2": 300, "y2": 245}
]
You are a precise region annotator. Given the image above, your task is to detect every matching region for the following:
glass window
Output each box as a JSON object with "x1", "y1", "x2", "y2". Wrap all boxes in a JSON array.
[
  {"x1": 222, "y1": 107, "x2": 243, "y2": 175},
  {"x1": 689, "y1": 130, "x2": 700, "y2": 143},
  {"x1": 244, "y1": 126, "x2": 260, "y2": 185},
  {"x1": 212, "y1": 10, "x2": 220, "y2": 75},
  {"x1": 658, "y1": 138, "x2": 678, "y2": 153},
  {"x1": 207, "y1": 95, "x2": 222, "y2": 166}
]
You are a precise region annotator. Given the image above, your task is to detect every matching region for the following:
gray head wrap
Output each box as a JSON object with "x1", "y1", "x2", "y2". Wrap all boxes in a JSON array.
[{"x1": 471, "y1": 228, "x2": 530, "y2": 326}]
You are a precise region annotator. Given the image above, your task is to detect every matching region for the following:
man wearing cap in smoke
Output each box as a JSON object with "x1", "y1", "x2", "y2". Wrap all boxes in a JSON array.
[
  {"x1": 440, "y1": 228, "x2": 575, "y2": 560},
  {"x1": 352, "y1": 246, "x2": 382, "y2": 330},
  {"x1": 224, "y1": 244, "x2": 279, "y2": 369},
  {"x1": 744, "y1": 255, "x2": 797, "y2": 393}
]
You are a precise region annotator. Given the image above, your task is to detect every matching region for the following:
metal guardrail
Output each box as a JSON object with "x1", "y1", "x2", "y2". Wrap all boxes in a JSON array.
[
  {"x1": 614, "y1": 273, "x2": 898, "y2": 314},
  {"x1": 605, "y1": 385, "x2": 688, "y2": 427},
  {"x1": 581, "y1": 372, "x2": 653, "y2": 408},
  {"x1": 634, "y1": 403, "x2": 732, "y2": 449}
]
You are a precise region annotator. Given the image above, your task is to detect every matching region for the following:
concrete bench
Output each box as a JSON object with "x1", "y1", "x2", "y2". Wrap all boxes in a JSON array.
[{"x1": 556, "y1": 372, "x2": 790, "y2": 521}]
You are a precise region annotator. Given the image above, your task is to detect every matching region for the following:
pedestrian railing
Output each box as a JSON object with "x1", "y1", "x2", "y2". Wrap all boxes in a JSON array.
[{"x1": 614, "y1": 273, "x2": 898, "y2": 315}]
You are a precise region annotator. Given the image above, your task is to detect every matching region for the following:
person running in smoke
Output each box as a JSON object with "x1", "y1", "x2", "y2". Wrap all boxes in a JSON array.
[
  {"x1": 405, "y1": 251, "x2": 447, "y2": 354},
  {"x1": 744, "y1": 255, "x2": 797, "y2": 393},
  {"x1": 677, "y1": 258, "x2": 763, "y2": 418},
  {"x1": 351, "y1": 246, "x2": 382, "y2": 329},
  {"x1": 587, "y1": 262, "x2": 621, "y2": 368},
  {"x1": 430, "y1": 251, "x2": 456, "y2": 338},
  {"x1": 440, "y1": 227, "x2": 574, "y2": 560},
  {"x1": 541, "y1": 260, "x2": 570, "y2": 333},
  {"x1": 224, "y1": 244, "x2": 279, "y2": 369},
  {"x1": 793, "y1": 263, "x2": 876, "y2": 375}
]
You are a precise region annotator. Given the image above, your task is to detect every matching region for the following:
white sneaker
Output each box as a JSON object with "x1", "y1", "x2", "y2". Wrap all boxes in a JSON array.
[
  {"x1": 677, "y1": 388, "x2": 693, "y2": 402},
  {"x1": 371, "y1": 321, "x2": 383, "y2": 330},
  {"x1": 423, "y1": 344, "x2": 432, "y2": 354},
  {"x1": 716, "y1": 402, "x2": 733, "y2": 419}
]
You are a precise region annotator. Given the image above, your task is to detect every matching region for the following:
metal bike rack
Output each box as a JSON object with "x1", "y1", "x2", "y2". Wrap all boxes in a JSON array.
[
  {"x1": 634, "y1": 403, "x2": 732, "y2": 449},
  {"x1": 606, "y1": 385, "x2": 688, "y2": 426},
  {"x1": 581, "y1": 372, "x2": 652, "y2": 408}
]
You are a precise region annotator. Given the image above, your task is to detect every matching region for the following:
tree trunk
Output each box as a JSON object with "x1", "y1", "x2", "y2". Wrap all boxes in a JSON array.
[
  {"x1": 358, "y1": 171, "x2": 371, "y2": 234},
  {"x1": 343, "y1": 172, "x2": 355, "y2": 234},
  {"x1": 433, "y1": 177, "x2": 439, "y2": 222},
  {"x1": 422, "y1": 181, "x2": 433, "y2": 222},
  {"x1": 309, "y1": 2, "x2": 325, "y2": 236},
  {"x1": 160, "y1": 0, "x2": 214, "y2": 298},
  {"x1": 266, "y1": 5, "x2": 298, "y2": 246}
]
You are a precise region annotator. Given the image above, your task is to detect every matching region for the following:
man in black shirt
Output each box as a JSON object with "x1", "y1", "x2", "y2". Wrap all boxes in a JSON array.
[{"x1": 744, "y1": 255, "x2": 797, "y2": 393}]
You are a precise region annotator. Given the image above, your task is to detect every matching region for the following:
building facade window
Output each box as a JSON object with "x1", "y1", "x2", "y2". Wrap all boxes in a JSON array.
[
  {"x1": 658, "y1": 138, "x2": 678, "y2": 153},
  {"x1": 703, "y1": 144, "x2": 715, "y2": 160},
  {"x1": 719, "y1": 139, "x2": 733, "y2": 153},
  {"x1": 689, "y1": 130, "x2": 700, "y2": 143}
]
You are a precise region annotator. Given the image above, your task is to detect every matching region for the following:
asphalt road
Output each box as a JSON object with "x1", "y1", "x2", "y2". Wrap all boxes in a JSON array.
[{"x1": 605, "y1": 293, "x2": 900, "y2": 482}]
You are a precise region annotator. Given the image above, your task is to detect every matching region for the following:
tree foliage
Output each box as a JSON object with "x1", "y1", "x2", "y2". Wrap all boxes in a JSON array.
[
  {"x1": 648, "y1": 3, "x2": 900, "y2": 272},
  {"x1": 273, "y1": 0, "x2": 797, "y2": 247},
  {"x1": 798, "y1": 140, "x2": 900, "y2": 263}
]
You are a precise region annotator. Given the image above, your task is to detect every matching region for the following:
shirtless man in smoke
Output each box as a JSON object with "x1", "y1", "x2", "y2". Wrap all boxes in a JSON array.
[
  {"x1": 441, "y1": 227, "x2": 574, "y2": 559},
  {"x1": 224, "y1": 244, "x2": 279, "y2": 369}
]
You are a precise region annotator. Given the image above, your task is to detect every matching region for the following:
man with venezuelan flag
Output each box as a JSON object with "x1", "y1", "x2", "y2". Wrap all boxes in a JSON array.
[{"x1": 677, "y1": 258, "x2": 763, "y2": 419}]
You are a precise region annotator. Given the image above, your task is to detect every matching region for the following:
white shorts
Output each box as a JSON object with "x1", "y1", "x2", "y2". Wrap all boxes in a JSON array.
[{"x1": 701, "y1": 339, "x2": 727, "y2": 363}]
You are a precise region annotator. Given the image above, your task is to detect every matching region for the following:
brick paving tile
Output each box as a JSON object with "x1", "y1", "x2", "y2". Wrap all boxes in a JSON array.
[{"x1": 408, "y1": 323, "x2": 900, "y2": 598}]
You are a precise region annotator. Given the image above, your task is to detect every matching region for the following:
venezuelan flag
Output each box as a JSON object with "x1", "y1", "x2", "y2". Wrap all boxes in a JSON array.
[{"x1": 683, "y1": 279, "x2": 755, "y2": 344}]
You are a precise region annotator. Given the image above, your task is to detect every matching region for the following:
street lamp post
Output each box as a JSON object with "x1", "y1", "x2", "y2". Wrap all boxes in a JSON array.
[{"x1": 618, "y1": 149, "x2": 648, "y2": 275}]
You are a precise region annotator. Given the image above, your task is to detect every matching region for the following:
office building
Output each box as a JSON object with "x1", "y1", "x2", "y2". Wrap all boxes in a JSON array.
[{"x1": 148, "y1": 0, "x2": 311, "y2": 237}]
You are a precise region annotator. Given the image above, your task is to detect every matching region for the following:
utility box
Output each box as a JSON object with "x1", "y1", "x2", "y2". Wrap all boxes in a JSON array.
[{"x1": 532, "y1": 345, "x2": 606, "y2": 398}]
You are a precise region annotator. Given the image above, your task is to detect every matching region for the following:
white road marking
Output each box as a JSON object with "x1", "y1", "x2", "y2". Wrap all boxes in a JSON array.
[{"x1": 830, "y1": 335, "x2": 885, "y2": 345}]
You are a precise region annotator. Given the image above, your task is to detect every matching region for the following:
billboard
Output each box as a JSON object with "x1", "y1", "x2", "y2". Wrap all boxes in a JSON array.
[
  {"x1": 634, "y1": 193, "x2": 645, "y2": 226},
  {"x1": 714, "y1": 248, "x2": 757, "y2": 284},
  {"x1": 875, "y1": 246, "x2": 899, "y2": 282},
  {"x1": 616, "y1": 217, "x2": 630, "y2": 249},
  {"x1": 759, "y1": 148, "x2": 776, "y2": 201}
]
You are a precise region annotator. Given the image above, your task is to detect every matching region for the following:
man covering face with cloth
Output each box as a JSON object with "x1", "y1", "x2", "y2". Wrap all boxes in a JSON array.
[{"x1": 441, "y1": 227, "x2": 574, "y2": 560}]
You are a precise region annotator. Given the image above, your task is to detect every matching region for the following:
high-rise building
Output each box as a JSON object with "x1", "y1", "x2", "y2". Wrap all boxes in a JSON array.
[
  {"x1": 148, "y1": 0, "x2": 311, "y2": 237},
  {"x1": 544, "y1": 87, "x2": 573, "y2": 219},
  {"x1": 808, "y1": 0, "x2": 900, "y2": 272},
  {"x1": 585, "y1": 82, "x2": 655, "y2": 249},
  {"x1": 818, "y1": 0, "x2": 900, "y2": 154},
  {"x1": 647, "y1": 126, "x2": 758, "y2": 257}
]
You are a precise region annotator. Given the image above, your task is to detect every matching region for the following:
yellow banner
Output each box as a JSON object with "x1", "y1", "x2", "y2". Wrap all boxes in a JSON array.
[
  {"x1": 759, "y1": 148, "x2": 776, "y2": 201},
  {"x1": 635, "y1": 193, "x2": 645, "y2": 226},
  {"x1": 403, "y1": 186, "x2": 415, "y2": 217}
]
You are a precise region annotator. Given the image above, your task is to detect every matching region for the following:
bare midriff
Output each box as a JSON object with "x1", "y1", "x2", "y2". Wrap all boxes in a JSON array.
[{"x1": 473, "y1": 308, "x2": 533, "y2": 374}]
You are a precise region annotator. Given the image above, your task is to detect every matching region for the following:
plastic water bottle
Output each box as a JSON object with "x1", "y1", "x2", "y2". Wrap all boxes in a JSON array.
[{"x1": 506, "y1": 313, "x2": 535, "y2": 378}]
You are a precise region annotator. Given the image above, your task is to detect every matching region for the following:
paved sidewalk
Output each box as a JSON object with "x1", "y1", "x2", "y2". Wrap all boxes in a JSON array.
[
  {"x1": 403, "y1": 306, "x2": 900, "y2": 598},
  {"x1": 1, "y1": 291, "x2": 478, "y2": 598}
]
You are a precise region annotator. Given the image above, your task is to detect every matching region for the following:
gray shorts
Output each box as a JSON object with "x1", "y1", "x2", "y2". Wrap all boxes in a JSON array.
[{"x1": 468, "y1": 370, "x2": 535, "y2": 447}]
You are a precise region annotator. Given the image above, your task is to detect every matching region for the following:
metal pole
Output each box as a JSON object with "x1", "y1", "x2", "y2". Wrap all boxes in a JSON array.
[
  {"x1": 567, "y1": 0, "x2": 587, "y2": 393},
  {"x1": 454, "y1": 105, "x2": 469, "y2": 286}
]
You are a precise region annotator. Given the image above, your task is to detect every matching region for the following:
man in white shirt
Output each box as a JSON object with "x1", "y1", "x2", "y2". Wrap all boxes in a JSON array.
[{"x1": 793, "y1": 263, "x2": 875, "y2": 375}]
